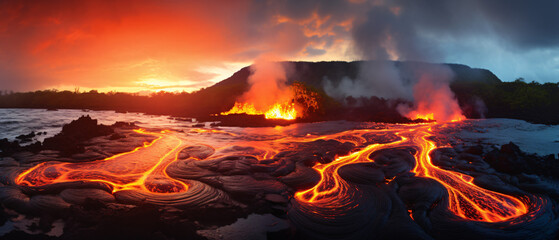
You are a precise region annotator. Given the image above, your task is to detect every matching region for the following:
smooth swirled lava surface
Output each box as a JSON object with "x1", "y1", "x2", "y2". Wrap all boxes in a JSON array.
[
  {"x1": 294, "y1": 124, "x2": 528, "y2": 222},
  {"x1": 16, "y1": 123, "x2": 529, "y2": 224},
  {"x1": 16, "y1": 129, "x2": 189, "y2": 194}
]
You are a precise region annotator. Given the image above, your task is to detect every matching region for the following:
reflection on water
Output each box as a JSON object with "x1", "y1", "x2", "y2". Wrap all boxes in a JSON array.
[
  {"x1": 0, "y1": 108, "x2": 557, "y2": 156},
  {"x1": 0, "y1": 108, "x2": 194, "y2": 143}
]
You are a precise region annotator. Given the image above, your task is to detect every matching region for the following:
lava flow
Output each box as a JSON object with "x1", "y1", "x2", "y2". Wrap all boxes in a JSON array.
[
  {"x1": 295, "y1": 123, "x2": 529, "y2": 222},
  {"x1": 15, "y1": 129, "x2": 189, "y2": 194},
  {"x1": 15, "y1": 121, "x2": 530, "y2": 223},
  {"x1": 220, "y1": 101, "x2": 297, "y2": 120}
]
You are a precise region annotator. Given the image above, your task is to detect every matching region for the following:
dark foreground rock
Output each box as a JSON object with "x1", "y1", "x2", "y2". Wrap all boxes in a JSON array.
[
  {"x1": 1, "y1": 117, "x2": 558, "y2": 240},
  {"x1": 42, "y1": 115, "x2": 114, "y2": 155},
  {"x1": 484, "y1": 142, "x2": 559, "y2": 178}
]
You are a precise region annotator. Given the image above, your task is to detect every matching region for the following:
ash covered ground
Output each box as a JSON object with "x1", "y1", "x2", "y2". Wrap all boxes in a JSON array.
[{"x1": 0, "y1": 115, "x2": 558, "y2": 240}]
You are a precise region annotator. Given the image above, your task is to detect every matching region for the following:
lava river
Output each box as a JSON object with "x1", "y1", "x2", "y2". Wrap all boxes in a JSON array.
[
  {"x1": 16, "y1": 129, "x2": 189, "y2": 194},
  {"x1": 294, "y1": 124, "x2": 527, "y2": 222},
  {"x1": 12, "y1": 122, "x2": 554, "y2": 239}
]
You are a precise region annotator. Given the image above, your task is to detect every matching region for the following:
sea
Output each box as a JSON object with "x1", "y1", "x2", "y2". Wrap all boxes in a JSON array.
[{"x1": 0, "y1": 108, "x2": 558, "y2": 156}]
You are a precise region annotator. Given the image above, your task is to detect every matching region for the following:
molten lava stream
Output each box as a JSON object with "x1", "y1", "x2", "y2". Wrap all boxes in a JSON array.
[
  {"x1": 411, "y1": 126, "x2": 528, "y2": 222},
  {"x1": 294, "y1": 130, "x2": 408, "y2": 209},
  {"x1": 15, "y1": 129, "x2": 189, "y2": 194},
  {"x1": 294, "y1": 124, "x2": 529, "y2": 223}
]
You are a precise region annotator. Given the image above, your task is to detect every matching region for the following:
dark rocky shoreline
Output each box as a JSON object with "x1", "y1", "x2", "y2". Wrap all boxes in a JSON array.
[{"x1": 0, "y1": 116, "x2": 557, "y2": 239}]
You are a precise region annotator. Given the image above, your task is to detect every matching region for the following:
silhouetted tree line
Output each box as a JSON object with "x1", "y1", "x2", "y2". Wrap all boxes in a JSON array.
[
  {"x1": 1, "y1": 61, "x2": 558, "y2": 124},
  {"x1": 452, "y1": 79, "x2": 559, "y2": 124},
  {"x1": 0, "y1": 67, "x2": 251, "y2": 118},
  {"x1": 0, "y1": 88, "x2": 244, "y2": 118}
]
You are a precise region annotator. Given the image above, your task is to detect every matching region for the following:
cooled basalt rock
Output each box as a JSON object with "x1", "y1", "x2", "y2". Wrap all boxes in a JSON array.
[
  {"x1": 42, "y1": 115, "x2": 114, "y2": 155},
  {"x1": 338, "y1": 162, "x2": 385, "y2": 184},
  {"x1": 177, "y1": 145, "x2": 215, "y2": 160},
  {"x1": 279, "y1": 163, "x2": 321, "y2": 190},
  {"x1": 484, "y1": 142, "x2": 559, "y2": 178},
  {"x1": 59, "y1": 188, "x2": 115, "y2": 205},
  {"x1": 1, "y1": 117, "x2": 559, "y2": 239}
]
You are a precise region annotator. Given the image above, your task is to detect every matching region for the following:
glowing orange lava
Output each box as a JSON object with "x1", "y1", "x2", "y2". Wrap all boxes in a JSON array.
[
  {"x1": 220, "y1": 101, "x2": 297, "y2": 120},
  {"x1": 295, "y1": 123, "x2": 529, "y2": 222},
  {"x1": 408, "y1": 111, "x2": 464, "y2": 122},
  {"x1": 15, "y1": 129, "x2": 189, "y2": 194},
  {"x1": 15, "y1": 121, "x2": 529, "y2": 223},
  {"x1": 414, "y1": 113, "x2": 434, "y2": 121},
  {"x1": 411, "y1": 127, "x2": 527, "y2": 222}
]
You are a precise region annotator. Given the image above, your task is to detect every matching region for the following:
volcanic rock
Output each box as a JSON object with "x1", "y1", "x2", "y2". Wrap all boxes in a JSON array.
[
  {"x1": 178, "y1": 145, "x2": 215, "y2": 160},
  {"x1": 0, "y1": 138, "x2": 21, "y2": 157},
  {"x1": 264, "y1": 194, "x2": 288, "y2": 204},
  {"x1": 484, "y1": 142, "x2": 559, "y2": 178},
  {"x1": 370, "y1": 147, "x2": 416, "y2": 178},
  {"x1": 278, "y1": 163, "x2": 320, "y2": 190},
  {"x1": 205, "y1": 114, "x2": 295, "y2": 127},
  {"x1": 43, "y1": 115, "x2": 114, "y2": 155},
  {"x1": 111, "y1": 121, "x2": 137, "y2": 129},
  {"x1": 59, "y1": 188, "x2": 115, "y2": 205},
  {"x1": 108, "y1": 133, "x2": 125, "y2": 140},
  {"x1": 15, "y1": 131, "x2": 35, "y2": 143},
  {"x1": 338, "y1": 162, "x2": 385, "y2": 184}
]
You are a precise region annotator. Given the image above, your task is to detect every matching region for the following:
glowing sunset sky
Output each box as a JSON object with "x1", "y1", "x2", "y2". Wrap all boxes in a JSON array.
[{"x1": 1, "y1": 0, "x2": 558, "y2": 93}]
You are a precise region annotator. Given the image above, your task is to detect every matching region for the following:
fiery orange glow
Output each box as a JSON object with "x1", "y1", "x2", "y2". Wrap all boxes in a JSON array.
[
  {"x1": 15, "y1": 129, "x2": 188, "y2": 194},
  {"x1": 295, "y1": 122, "x2": 528, "y2": 222},
  {"x1": 414, "y1": 113, "x2": 434, "y2": 121},
  {"x1": 398, "y1": 69, "x2": 467, "y2": 123},
  {"x1": 411, "y1": 126, "x2": 527, "y2": 222},
  {"x1": 295, "y1": 132, "x2": 406, "y2": 204},
  {"x1": 220, "y1": 101, "x2": 297, "y2": 120},
  {"x1": 15, "y1": 120, "x2": 529, "y2": 223},
  {"x1": 408, "y1": 110, "x2": 464, "y2": 122}
]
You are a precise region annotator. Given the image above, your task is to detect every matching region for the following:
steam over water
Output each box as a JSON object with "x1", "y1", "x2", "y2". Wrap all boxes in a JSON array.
[
  {"x1": 1, "y1": 108, "x2": 557, "y2": 156},
  {"x1": 0, "y1": 108, "x2": 196, "y2": 143}
]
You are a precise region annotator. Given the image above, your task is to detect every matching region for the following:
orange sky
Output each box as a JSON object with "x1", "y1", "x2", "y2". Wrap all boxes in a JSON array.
[
  {"x1": 2, "y1": 0, "x2": 557, "y2": 93},
  {"x1": 0, "y1": 0, "x2": 358, "y2": 93}
]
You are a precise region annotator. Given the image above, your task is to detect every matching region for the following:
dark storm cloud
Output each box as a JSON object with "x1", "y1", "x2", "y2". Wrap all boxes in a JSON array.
[
  {"x1": 477, "y1": 0, "x2": 559, "y2": 49},
  {"x1": 352, "y1": 0, "x2": 559, "y2": 60},
  {"x1": 0, "y1": 0, "x2": 558, "y2": 92}
]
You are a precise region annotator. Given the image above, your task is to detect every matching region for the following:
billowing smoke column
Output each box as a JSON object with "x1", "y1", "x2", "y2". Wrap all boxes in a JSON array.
[
  {"x1": 239, "y1": 60, "x2": 292, "y2": 111},
  {"x1": 323, "y1": 61, "x2": 412, "y2": 101},
  {"x1": 221, "y1": 59, "x2": 298, "y2": 120},
  {"x1": 346, "y1": 2, "x2": 468, "y2": 122},
  {"x1": 321, "y1": 61, "x2": 466, "y2": 122},
  {"x1": 397, "y1": 65, "x2": 465, "y2": 122}
]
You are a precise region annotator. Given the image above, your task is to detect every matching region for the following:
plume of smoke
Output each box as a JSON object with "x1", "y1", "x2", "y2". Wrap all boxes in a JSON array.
[
  {"x1": 348, "y1": 2, "x2": 471, "y2": 121},
  {"x1": 323, "y1": 61, "x2": 413, "y2": 103},
  {"x1": 239, "y1": 59, "x2": 292, "y2": 110},
  {"x1": 473, "y1": 97, "x2": 487, "y2": 118},
  {"x1": 396, "y1": 65, "x2": 465, "y2": 122}
]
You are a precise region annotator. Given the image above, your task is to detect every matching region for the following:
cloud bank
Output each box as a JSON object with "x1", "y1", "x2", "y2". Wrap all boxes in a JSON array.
[{"x1": 0, "y1": 0, "x2": 557, "y2": 92}]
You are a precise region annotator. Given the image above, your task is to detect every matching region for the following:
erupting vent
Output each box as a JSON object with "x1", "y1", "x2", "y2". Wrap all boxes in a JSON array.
[{"x1": 221, "y1": 101, "x2": 297, "y2": 120}]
